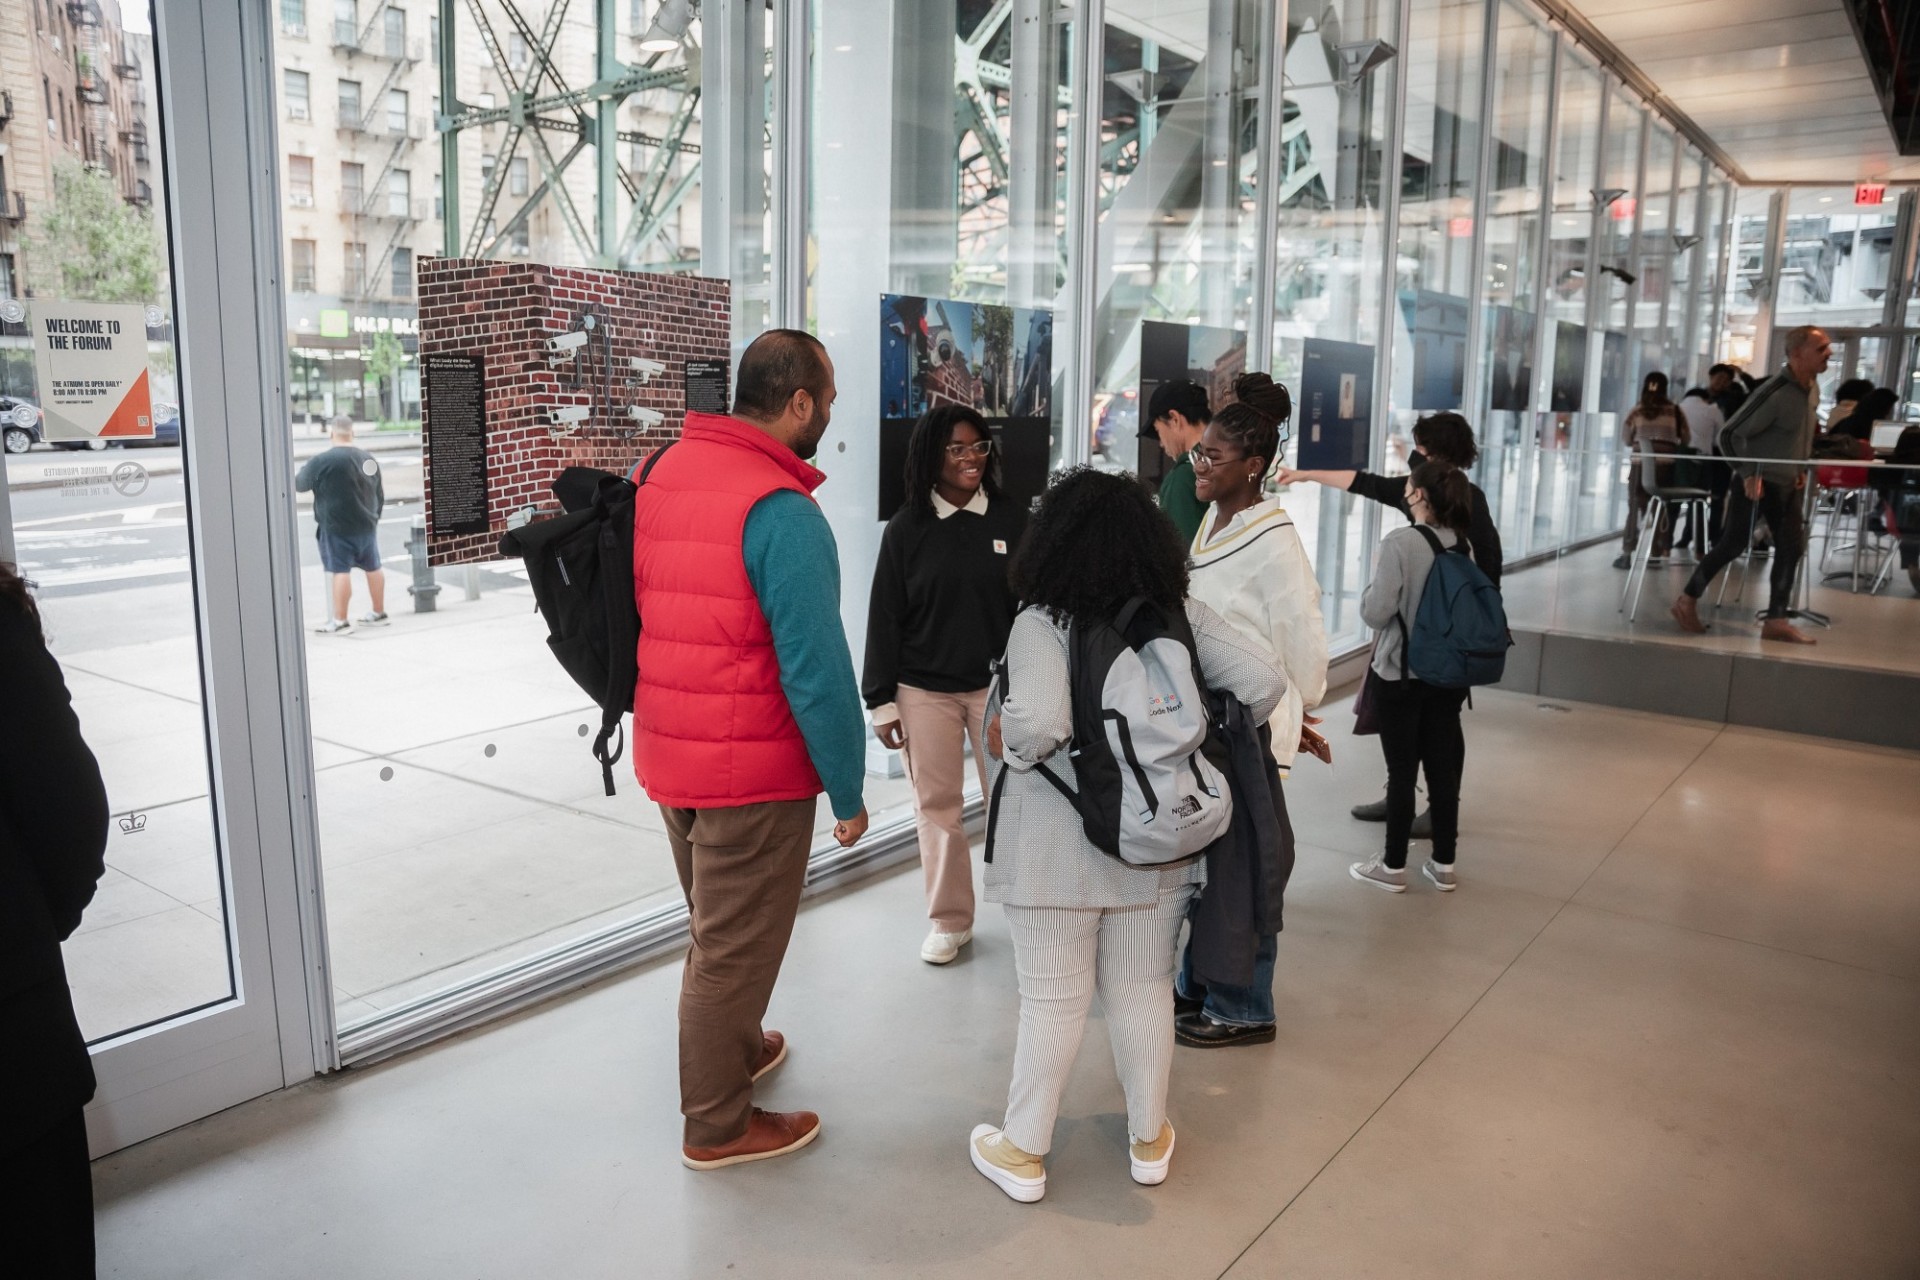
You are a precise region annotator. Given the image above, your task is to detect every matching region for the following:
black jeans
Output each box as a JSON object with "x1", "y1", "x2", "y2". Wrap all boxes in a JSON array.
[
  {"x1": 1375, "y1": 679, "x2": 1468, "y2": 869},
  {"x1": 1683, "y1": 479, "x2": 1804, "y2": 617},
  {"x1": 3, "y1": 1107, "x2": 95, "y2": 1278}
]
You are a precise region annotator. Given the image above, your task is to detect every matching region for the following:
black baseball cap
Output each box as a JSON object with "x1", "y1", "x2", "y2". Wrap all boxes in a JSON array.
[{"x1": 1140, "y1": 379, "x2": 1212, "y2": 437}]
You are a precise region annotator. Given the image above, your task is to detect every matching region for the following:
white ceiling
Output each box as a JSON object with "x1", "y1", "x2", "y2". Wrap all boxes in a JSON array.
[{"x1": 1568, "y1": 0, "x2": 1919, "y2": 184}]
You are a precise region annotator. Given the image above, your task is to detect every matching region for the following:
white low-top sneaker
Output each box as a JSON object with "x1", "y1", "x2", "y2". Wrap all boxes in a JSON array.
[
  {"x1": 1349, "y1": 858, "x2": 1408, "y2": 893},
  {"x1": 921, "y1": 928, "x2": 972, "y2": 965},
  {"x1": 970, "y1": 1124, "x2": 1045, "y2": 1203},
  {"x1": 1422, "y1": 861, "x2": 1457, "y2": 892},
  {"x1": 1130, "y1": 1123, "x2": 1175, "y2": 1186}
]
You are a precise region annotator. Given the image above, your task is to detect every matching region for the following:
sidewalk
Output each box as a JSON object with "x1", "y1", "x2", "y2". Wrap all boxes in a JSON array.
[
  {"x1": 54, "y1": 566, "x2": 917, "y2": 1039},
  {"x1": 4, "y1": 429, "x2": 423, "y2": 492}
]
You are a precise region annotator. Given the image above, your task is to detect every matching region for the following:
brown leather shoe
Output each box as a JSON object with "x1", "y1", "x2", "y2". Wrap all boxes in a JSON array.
[
  {"x1": 1760, "y1": 618, "x2": 1817, "y2": 645},
  {"x1": 751, "y1": 1030, "x2": 787, "y2": 1083},
  {"x1": 1670, "y1": 594, "x2": 1707, "y2": 634},
  {"x1": 682, "y1": 1108, "x2": 821, "y2": 1171}
]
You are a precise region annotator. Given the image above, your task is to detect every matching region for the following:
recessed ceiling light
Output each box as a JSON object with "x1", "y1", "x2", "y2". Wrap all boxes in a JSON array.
[{"x1": 1819, "y1": 196, "x2": 1833, "y2": 203}]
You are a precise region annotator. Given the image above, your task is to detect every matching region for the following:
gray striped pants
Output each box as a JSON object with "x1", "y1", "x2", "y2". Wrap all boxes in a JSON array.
[{"x1": 1000, "y1": 883, "x2": 1195, "y2": 1155}]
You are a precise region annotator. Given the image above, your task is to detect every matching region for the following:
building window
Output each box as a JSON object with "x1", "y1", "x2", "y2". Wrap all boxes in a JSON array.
[
  {"x1": 391, "y1": 247, "x2": 413, "y2": 297},
  {"x1": 0, "y1": 254, "x2": 16, "y2": 300},
  {"x1": 57, "y1": 90, "x2": 67, "y2": 140},
  {"x1": 337, "y1": 78, "x2": 361, "y2": 128},
  {"x1": 343, "y1": 241, "x2": 368, "y2": 293},
  {"x1": 434, "y1": 171, "x2": 444, "y2": 221},
  {"x1": 284, "y1": 69, "x2": 310, "y2": 119},
  {"x1": 509, "y1": 224, "x2": 530, "y2": 255},
  {"x1": 290, "y1": 239, "x2": 317, "y2": 292},
  {"x1": 386, "y1": 88, "x2": 408, "y2": 134},
  {"x1": 508, "y1": 32, "x2": 529, "y2": 71},
  {"x1": 288, "y1": 154, "x2": 314, "y2": 205},
  {"x1": 340, "y1": 161, "x2": 364, "y2": 210},
  {"x1": 480, "y1": 152, "x2": 496, "y2": 188},
  {"x1": 333, "y1": 0, "x2": 355, "y2": 46},
  {"x1": 429, "y1": 15, "x2": 439, "y2": 65},
  {"x1": 281, "y1": 0, "x2": 305, "y2": 33},
  {"x1": 387, "y1": 168, "x2": 410, "y2": 217},
  {"x1": 383, "y1": 6, "x2": 405, "y2": 58},
  {"x1": 509, "y1": 156, "x2": 530, "y2": 197}
]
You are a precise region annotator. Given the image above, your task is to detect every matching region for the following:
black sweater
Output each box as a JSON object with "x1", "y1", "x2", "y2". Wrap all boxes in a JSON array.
[
  {"x1": 862, "y1": 498, "x2": 1027, "y2": 707},
  {"x1": 0, "y1": 600, "x2": 109, "y2": 1148},
  {"x1": 1349, "y1": 468, "x2": 1504, "y2": 586}
]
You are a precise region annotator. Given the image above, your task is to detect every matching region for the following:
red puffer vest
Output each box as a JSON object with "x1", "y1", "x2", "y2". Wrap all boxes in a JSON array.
[{"x1": 631, "y1": 412, "x2": 826, "y2": 808}]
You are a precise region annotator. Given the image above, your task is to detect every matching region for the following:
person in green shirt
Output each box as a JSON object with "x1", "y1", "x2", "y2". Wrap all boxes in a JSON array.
[{"x1": 1141, "y1": 379, "x2": 1212, "y2": 543}]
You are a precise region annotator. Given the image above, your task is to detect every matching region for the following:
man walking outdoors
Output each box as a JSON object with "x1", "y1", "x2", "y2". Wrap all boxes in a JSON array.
[
  {"x1": 1142, "y1": 378, "x2": 1212, "y2": 544},
  {"x1": 1672, "y1": 326, "x2": 1831, "y2": 644},
  {"x1": 295, "y1": 415, "x2": 387, "y2": 634},
  {"x1": 632, "y1": 329, "x2": 870, "y2": 1171}
]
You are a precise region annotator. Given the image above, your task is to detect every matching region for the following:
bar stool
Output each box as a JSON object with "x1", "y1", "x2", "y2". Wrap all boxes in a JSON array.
[{"x1": 1620, "y1": 451, "x2": 1711, "y2": 622}]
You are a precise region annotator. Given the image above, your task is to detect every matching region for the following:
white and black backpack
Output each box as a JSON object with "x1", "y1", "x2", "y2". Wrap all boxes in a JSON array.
[{"x1": 987, "y1": 598, "x2": 1232, "y2": 867}]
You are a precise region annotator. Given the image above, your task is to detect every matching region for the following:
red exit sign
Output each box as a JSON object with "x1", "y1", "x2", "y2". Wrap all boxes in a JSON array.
[{"x1": 1856, "y1": 183, "x2": 1887, "y2": 206}]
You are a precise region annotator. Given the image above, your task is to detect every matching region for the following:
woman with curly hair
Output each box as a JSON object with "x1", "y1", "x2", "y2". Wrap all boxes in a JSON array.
[
  {"x1": 1173, "y1": 372, "x2": 1329, "y2": 1049},
  {"x1": 967, "y1": 468, "x2": 1284, "y2": 1204},
  {"x1": 862, "y1": 405, "x2": 1027, "y2": 965}
]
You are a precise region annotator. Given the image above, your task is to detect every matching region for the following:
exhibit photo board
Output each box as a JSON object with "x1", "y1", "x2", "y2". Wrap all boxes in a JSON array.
[
  {"x1": 1550, "y1": 321, "x2": 1589, "y2": 413},
  {"x1": 1136, "y1": 320, "x2": 1247, "y2": 484},
  {"x1": 1296, "y1": 338, "x2": 1375, "y2": 471},
  {"x1": 1485, "y1": 306, "x2": 1536, "y2": 414},
  {"x1": 877, "y1": 293, "x2": 1052, "y2": 520},
  {"x1": 416, "y1": 260, "x2": 731, "y2": 566},
  {"x1": 1403, "y1": 291, "x2": 1471, "y2": 412}
]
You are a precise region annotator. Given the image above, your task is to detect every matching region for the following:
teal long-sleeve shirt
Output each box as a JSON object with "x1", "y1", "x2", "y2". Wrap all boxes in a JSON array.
[{"x1": 742, "y1": 489, "x2": 867, "y2": 821}]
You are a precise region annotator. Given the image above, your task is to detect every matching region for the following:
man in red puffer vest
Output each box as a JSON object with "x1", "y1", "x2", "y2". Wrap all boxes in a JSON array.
[{"x1": 633, "y1": 329, "x2": 869, "y2": 1171}]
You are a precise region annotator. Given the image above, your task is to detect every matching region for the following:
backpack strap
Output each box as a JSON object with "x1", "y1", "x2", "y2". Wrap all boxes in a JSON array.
[{"x1": 591, "y1": 441, "x2": 677, "y2": 797}]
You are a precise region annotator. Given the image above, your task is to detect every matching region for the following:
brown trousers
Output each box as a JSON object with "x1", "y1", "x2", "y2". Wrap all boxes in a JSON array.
[
  {"x1": 896, "y1": 685, "x2": 990, "y2": 933},
  {"x1": 661, "y1": 797, "x2": 817, "y2": 1147}
]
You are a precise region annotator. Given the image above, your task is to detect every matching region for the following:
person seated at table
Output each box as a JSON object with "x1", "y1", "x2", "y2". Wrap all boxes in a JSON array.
[
  {"x1": 1827, "y1": 378, "x2": 1873, "y2": 429},
  {"x1": 1873, "y1": 423, "x2": 1920, "y2": 596},
  {"x1": 1827, "y1": 388, "x2": 1899, "y2": 443}
]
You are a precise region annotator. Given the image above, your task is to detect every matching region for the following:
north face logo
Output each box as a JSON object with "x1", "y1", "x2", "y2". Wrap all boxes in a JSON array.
[{"x1": 1170, "y1": 794, "x2": 1202, "y2": 818}]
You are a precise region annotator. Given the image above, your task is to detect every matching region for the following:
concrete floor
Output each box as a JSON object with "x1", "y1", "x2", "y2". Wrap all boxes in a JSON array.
[{"x1": 91, "y1": 690, "x2": 1920, "y2": 1279}]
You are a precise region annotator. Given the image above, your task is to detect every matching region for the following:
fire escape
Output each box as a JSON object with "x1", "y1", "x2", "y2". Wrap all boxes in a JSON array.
[{"x1": 336, "y1": 3, "x2": 426, "y2": 301}]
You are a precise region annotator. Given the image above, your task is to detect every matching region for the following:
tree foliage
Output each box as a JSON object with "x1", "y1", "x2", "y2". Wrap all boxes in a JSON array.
[{"x1": 34, "y1": 160, "x2": 163, "y2": 303}]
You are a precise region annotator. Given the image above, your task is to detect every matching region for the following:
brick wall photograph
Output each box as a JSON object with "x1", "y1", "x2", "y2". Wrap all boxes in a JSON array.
[{"x1": 416, "y1": 257, "x2": 731, "y2": 567}]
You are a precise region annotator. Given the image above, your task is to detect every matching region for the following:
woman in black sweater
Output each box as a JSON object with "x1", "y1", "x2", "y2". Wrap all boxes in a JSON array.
[
  {"x1": 863, "y1": 406, "x2": 1027, "y2": 966},
  {"x1": 1, "y1": 563, "x2": 109, "y2": 1276}
]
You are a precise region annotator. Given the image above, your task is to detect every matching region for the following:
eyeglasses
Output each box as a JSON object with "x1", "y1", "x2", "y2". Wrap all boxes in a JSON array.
[
  {"x1": 944, "y1": 440, "x2": 995, "y2": 459},
  {"x1": 1190, "y1": 449, "x2": 1244, "y2": 472}
]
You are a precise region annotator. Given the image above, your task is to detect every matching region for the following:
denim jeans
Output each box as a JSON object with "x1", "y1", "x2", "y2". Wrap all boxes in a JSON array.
[{"x1": 1175, "y1": 928, "x2": 1277, "y2": 1027}]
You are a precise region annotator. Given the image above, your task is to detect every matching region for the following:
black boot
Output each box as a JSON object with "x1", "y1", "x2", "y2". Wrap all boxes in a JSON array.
[{"x1": 1175, "y1": 1012, "x2": 1277, "y2": 1048}]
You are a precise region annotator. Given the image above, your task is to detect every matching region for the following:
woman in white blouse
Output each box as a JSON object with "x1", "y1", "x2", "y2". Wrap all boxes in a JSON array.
[
  {"x1": 969, "y1": 468, "x2": 1284, "y2": 1204},
  {"x1": 1174, "y1": 373, "x2": 1330, "y2": 1048}
]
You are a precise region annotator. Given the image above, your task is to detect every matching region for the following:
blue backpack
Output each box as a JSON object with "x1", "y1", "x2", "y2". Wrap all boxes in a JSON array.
[{"x1": 1398, "y1": 526, "x2": 1511, "y2": 688}]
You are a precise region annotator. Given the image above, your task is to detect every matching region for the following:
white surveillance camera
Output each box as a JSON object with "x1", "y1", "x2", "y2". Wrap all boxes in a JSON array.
[
  {"x1": 546, "y1": 330, "x2": 589, "y2": 356},
  {"x1": 630, "y1": 357, "x2": 667, "y2": 381},
  {"x1": 550, "y1": 403, "x2": 592, "y2": 427},
  {"x1": 628, "y1": 405, "x2": 665, "y2": 428}
]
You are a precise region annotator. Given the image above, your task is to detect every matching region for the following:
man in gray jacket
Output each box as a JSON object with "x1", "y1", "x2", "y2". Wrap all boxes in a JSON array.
[{"x1": 1672, "y1": 325, "x2": 1830, "y2": 644}]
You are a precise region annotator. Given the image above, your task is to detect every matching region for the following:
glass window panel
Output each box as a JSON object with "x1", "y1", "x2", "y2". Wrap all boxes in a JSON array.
[
  {"x1": 1390, "y1": 0, "x2": 1486, "y2": 445},
  {"x1": 1632, "y1": 121, "x2": 1675, "y2": 389},
  {"x1": 1721, "y1": 184, "x2": 1776, "y2": 373},
  {"x1": 8, "y1": 1, "x2": 235, "y2": 1042},
  {"x1": 1271, "y1": 0, "x2": 1400, "y2": 650}
]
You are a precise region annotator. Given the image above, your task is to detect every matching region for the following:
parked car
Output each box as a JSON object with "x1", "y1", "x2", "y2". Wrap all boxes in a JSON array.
[
  {"x1": 126, "y1": 401, "x2": 181, "y2": 448},
  {"x1": 1, "y1": 396, "x2": 43, "y2": 455}
]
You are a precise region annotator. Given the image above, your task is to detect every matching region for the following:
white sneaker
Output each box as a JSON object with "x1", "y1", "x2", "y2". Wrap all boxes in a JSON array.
[
  {"x1": 1349, "y1": 858, "x2": 1407, "y2": 893},
  {"x1": 921, "y1": 928, "x2": 972, "y2": 965},
  {"x1": 1422, "y1": 861, "x2": 1457, "y2": 892},
  {"x1": 1129, "y1": 1123, "x2": 1175, "y2": 1186},
  {"x1": 969, "y1": 1124, "x2": 1045, "y2": 1203},
  {"x1": 314, "y1": 618, "x2": 351, "y2": 635},
  {"x1": 357, "y1": 611, "x2": 390, "y2": 627}
]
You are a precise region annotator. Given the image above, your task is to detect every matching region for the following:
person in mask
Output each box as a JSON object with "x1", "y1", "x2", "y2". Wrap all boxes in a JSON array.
[{"x1": 1274, "y1": 412, "x2": 1501, "y2": 831}]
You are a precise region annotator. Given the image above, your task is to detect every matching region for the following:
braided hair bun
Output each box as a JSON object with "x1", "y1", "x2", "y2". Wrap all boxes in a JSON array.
[{"x1": 1212, "y1": 371, "x2": 1294, "y2": 472}]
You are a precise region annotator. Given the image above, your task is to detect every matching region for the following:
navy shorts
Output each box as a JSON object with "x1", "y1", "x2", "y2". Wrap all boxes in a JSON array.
[{"x1": 318, "y1": 527, "x2": 382, "y2": 573}]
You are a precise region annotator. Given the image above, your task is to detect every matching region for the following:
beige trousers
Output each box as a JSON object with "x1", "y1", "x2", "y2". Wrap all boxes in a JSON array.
[{"x1": 896, "y1": 684, "x2": 990, "y2": 934}]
